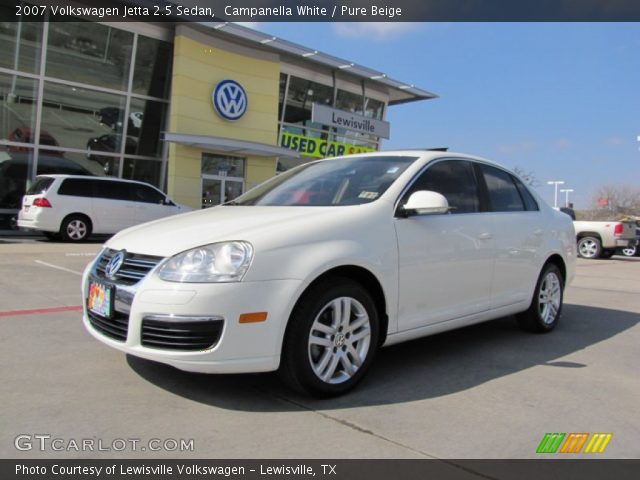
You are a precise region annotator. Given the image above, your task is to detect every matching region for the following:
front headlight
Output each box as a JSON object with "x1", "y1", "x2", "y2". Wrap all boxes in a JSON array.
[{"x1": 158, "y1": 241, "x2": 253, "y2": 283}]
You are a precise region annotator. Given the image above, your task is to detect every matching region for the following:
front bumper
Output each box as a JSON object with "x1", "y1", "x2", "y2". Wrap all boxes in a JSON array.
[{"x1": 82, "y1": 259, "x2": 303, "y2": 374}]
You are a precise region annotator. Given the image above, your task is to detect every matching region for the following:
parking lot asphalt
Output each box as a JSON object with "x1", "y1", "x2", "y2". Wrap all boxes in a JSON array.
[{"x1": 1, "y1": 236, "x2": 638, "y2": 459}]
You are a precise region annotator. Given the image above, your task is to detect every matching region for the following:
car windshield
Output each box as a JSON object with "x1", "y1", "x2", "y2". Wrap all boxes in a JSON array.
[{"x1": 231, "y1": 155, "x2": 418, "y2": 206}]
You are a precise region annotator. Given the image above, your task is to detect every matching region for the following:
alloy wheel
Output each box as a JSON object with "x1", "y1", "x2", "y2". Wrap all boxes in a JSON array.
[
  {"x1": 538, "y1": 271, "x2": 562, "y2": 325},
  {"x1": 307, "y1": 296, "x2": 371, "y2": 385},
  {"x1": 67, "y1": 219, "x2": 88, "y2": 240},
  {"x1": 578, "y1": 239, "x2": 599, "y2": 258}
]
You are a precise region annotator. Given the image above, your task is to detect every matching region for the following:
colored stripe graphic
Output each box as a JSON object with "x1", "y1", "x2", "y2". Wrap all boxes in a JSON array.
[
  {"x1": 537, "y1": 433, "x2": 613, "y2": 454},
  {"x1": 536, "y1": 433, "x2": 566, "y2": 453},
  {"x1": 584, "y1": 433, "x2": 613, "y2": 453},
  {"x1": 560, "y1": 433, "x2": 589, "y2": 453}
]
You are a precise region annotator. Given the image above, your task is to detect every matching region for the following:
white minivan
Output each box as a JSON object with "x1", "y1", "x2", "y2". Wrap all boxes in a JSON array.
[{"x1": 18, "y1": 175, "x2": 190, "y2": 241}]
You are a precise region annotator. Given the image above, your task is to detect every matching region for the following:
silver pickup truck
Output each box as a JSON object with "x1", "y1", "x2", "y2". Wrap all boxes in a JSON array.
[{"x1": 574, "y1": 220, "x2": 638, "y2": 259}]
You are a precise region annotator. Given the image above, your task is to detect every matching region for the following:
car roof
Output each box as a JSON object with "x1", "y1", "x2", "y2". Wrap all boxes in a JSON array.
[
  {"x1": 318, "y1": 149, "x2": 512, "y2": 171},
  {"x1": 36, "y1": 174, "x2": 159, "y2": 188}
]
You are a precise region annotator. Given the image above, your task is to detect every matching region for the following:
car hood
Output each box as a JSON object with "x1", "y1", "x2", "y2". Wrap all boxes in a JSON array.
[{"x1": 106, "y1": 205, "x2": 353, "y2": 257}]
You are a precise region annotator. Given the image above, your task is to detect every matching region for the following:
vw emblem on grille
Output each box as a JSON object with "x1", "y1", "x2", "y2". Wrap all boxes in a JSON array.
[
  {"x1": 105, "y1": 251, "x2": 126, "y2": 279},
  {"x1": 212, "y1": 79, "x2": 248, "y2": 121}
]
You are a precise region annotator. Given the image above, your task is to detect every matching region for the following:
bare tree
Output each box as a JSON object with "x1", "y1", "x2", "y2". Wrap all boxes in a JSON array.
[
  {"x1": 590, "y1": 184, "x2": 640, "y2": 218},
  {"x1": 512, "y1": 166, "x2": 538, "y2": 187}
]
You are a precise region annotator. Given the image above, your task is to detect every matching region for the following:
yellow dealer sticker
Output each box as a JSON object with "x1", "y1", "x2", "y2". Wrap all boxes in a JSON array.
[{"x1": 280, "y1": 131, "x2": 375, "y2": 158}]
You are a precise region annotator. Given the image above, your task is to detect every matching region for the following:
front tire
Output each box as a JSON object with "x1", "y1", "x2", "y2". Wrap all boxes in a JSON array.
[
  {"x1": 279, "y1": 278, "x2": 379, "y2": 397},
  {"x1": 517, "y1": 263, "x2": 564, "y2": 333},
  {"x1": 60, "y1": 215, "x2": 92, "y2": 242},
  {"x1": 577, "y1": 236, "x2": 601, "y2": 259}
]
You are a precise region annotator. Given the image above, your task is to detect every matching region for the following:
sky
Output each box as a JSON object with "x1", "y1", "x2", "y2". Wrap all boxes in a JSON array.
[{"x1": 242, "y1": 22, "x2": 639, "y2": 209}]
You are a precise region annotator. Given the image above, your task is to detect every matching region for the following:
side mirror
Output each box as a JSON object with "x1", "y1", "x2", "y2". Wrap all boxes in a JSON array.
[
  {"x1": 401, "y1": 190, "x2": 450, "y2": 216},
  {"x1": 163, "y1": 198, "x2": 176, "y2": 206}
]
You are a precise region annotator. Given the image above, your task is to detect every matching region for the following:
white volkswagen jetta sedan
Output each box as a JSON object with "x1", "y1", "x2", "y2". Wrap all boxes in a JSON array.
[{"x1": 83, "y1": 151, "x2": 575, "y2": 396}]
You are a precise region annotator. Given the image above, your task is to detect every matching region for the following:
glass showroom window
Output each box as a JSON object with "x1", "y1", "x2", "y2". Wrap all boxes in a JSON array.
[
  {"x1": 0, "y1": 73, "x2": 38, "y2": 143},
  {"x1": 0, "y1": 16, "x2": 42, "y2": 74},
  {"x1": 41, "y1": 81, "x2": 126, "y2": 174},
  {"x1": 0, "y1": 148, "x2": 35, "y2": 212},
  {"x1": 364, "y1": 97, "x2": 385, "y2": 120},
  {"x1": 133, "y1": 36, "x2": 172, "y2": 99},
  {"x1": 122, "y1": 158, "x2": 162, "y2": 187},
  {"x1": 335, "y1": 88, "x2": 364, "y2": 115},
  {"x1": 46, "y1": 22, "x2": 133, "y2": 92},
  {"x1": 128, "y1": 97, "x2": 168, "y2": 158},
  {"x1": 284, "y1": 75, "x2": 333, "y2": 128},
  {"x1": 0, "y1": 74, "x2": 39, "y2": 220}
]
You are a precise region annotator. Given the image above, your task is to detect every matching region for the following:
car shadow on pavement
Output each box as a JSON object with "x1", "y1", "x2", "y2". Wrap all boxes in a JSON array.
[{"x1": 126, "y1": 303, "x2": 639, "y2": 411}]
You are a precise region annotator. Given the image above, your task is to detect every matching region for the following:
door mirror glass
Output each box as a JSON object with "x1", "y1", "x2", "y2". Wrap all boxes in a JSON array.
[{"x1": 402, "y1": 190, "x2": 450, "y2": 216}]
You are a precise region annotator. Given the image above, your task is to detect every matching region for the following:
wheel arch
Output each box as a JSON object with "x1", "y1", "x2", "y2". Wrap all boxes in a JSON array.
[
  {"x1": 544, "y1": 254, "x2": 567, "y2": 286},
  {"x1": 576, "y1": 231, "x2": 601, "y2": 242},
  {"x1": 61, "y1": 212, "x2": 93, "y2": 230},
  {"x1": 284, "y1": 265, "x2": 389, "y2": 348}
]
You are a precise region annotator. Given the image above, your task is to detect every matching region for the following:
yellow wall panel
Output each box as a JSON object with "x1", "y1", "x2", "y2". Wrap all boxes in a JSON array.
[{"x1": 168, "y1": 31, "x2": 281, "y2": 208}]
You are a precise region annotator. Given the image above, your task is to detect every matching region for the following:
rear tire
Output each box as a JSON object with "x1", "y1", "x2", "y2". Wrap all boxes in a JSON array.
[
  {"x1": 60, "y1": 215, "x2": 92, "y2": 242},
  {"x1": 577, "y1": 236, "x2": 601, "y2": 259},
  {"x1": 279, "y1": 277, "x2": 379, "y2": 397},
  {"x1": 517, "y1": 263, "x2": 564, "y2": 333}
]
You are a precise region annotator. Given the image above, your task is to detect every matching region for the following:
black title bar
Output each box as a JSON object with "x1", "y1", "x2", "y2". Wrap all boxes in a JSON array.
[
  {"x1": 3, "y1": 0, "x2": 640, "y2": 22},
  {"x1": 3, "y1": 460, "x2": 640, "y2": 480}
]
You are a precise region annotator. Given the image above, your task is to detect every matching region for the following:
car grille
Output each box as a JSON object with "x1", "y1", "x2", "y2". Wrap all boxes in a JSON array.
[
  {"x1": 87, "y1": 310, "x2": 129, "y2": 342},
  {"x1": 141, "y1": 318, "x2": 224, "y2": 351},
  {"x1": 95, "y1": 249, "x2": 164, "y2": 285}
]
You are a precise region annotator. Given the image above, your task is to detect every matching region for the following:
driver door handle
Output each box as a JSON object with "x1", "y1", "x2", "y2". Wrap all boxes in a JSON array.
[{"x1": 477, "y1": 232, "x2": 493, "y2": 240}]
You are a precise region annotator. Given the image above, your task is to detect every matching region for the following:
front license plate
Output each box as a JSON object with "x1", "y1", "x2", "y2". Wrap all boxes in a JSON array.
[{"x1": 88, "y1": 281, "x2": 114, "y2": 318}]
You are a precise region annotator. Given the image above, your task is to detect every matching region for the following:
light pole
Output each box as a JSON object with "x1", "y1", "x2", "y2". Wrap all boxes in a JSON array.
[
  {"x1": 560, "y1": 188, "x2": 574, "y2": 208},
  {"x1": 547, "y1": 180, "x2": 565, "y2": 208}
]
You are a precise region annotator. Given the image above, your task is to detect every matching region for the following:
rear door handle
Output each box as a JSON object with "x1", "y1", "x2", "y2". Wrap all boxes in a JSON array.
[
  {"x1": 477, "y1": 232, "x2": 493, "y2": 240},
  {"x1": 534, "y1": 229, "x2": 544, "y2": 236}
]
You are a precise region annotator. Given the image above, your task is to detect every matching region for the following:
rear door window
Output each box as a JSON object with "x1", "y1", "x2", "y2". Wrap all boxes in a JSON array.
[
  {"x1": 94, "y1": 180, "x2": 133, "y2": 201},
  {"x1": 480, "y1": 165, "x2": 525, "y2": 212}
]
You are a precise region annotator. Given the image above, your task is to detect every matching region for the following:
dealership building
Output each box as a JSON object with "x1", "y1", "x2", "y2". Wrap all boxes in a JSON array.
[{"x1": 0, "y1": 9, "x2": 435, "y2": 225}]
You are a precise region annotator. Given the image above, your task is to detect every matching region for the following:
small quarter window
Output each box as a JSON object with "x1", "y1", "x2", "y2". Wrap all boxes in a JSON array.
[{"x1": 512, "y1": 176, "x2": 539, "y2": 211}]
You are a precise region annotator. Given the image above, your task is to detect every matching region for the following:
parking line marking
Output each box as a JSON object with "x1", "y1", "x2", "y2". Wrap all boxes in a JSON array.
[
  {"x1": 34, "y1": 260, "x2": 83, "y2": 276},
  {"x1": 0, "y1": 305, "x2": 83, "y2": 317}
]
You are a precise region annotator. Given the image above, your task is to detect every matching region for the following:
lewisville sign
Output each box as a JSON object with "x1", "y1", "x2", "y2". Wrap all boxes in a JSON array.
[{"x1": 312, "y1": 103, "x2": 390, "y2": 139}]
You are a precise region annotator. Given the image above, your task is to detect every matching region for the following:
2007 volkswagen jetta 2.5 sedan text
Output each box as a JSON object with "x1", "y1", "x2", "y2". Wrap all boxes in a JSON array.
[{"x1": 82, "y1": 151, "x2": 576, "y2": 397}]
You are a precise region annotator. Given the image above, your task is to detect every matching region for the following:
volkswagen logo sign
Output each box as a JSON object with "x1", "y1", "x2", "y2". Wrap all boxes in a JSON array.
[
  {"x1": 105, "y1": 251, "x2": 126, "y2": 280},
  {"x1": 212, "y1": 79, "x2": 248, "y2": 121}
]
